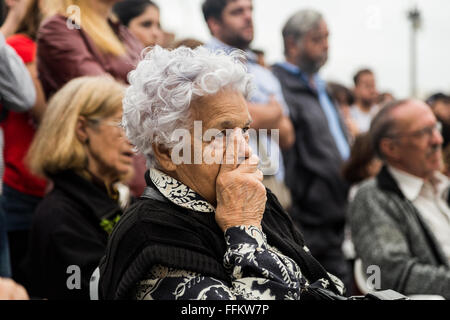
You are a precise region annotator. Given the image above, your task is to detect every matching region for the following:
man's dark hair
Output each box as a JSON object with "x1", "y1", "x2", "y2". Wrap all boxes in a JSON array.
[
  {"x1": 426, "y1": 92, "x2": 450, "y2": 107},
  {"x1": 202, "y1": 0, "x2": 229, "y2": 22},
  {"x1": 353, "y1": 68, "x2": 373, "y2": 86},
  {"x1": 328, "y1": 82, "x2": 354, "y2": 106},
  {"x1": 113, "y1": 0, "x2": 159, "y2": 27}
]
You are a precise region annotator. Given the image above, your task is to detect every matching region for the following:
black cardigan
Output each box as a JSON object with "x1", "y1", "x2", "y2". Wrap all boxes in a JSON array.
[
  {"x1": 23, "y1": 170, "x2": 123, "y2": 300},
  {"x1": 98, "y1": 178, "x2": 339, "y2": 299}
]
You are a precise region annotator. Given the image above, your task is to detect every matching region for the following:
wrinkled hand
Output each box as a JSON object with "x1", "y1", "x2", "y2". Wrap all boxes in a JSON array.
[
  {"x1": 215, "y1": 128, "x2": 267, "y2": 232},
  {"x1": 0, "y1": 278, "x2": 29, "y2": 300}
]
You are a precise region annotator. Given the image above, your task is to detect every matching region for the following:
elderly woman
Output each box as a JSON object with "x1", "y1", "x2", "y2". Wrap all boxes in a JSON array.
[
  {"x1": 24, "y1": 76, "x2": 134, "y2": 299},
  {"x1": 98, "y1": 46, "x2": 345, "y2": 300}
]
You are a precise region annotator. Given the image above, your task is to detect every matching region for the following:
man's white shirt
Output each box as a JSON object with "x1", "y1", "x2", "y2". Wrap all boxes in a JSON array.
[{"x1": 388, "y1": 166, "x2": 450, "y2": 265}]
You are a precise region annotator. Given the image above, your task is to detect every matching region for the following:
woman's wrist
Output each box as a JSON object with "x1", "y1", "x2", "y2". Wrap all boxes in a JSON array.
[
  {"x1": 215, "y1": 207, "x2": 263, "y2": 233},
  {"x1": 224, "y1": 225, "x2": 267, "y2": 249}
]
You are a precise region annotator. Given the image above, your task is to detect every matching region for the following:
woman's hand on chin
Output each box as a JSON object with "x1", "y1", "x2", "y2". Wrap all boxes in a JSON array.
[{"x1": 215, "y1": 129, "x2": 266, "y2": 232}]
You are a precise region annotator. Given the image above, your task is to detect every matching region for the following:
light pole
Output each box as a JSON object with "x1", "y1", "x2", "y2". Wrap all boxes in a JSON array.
[{"x1": 407, "y1": 5, "x2": 421, "y2": 98}]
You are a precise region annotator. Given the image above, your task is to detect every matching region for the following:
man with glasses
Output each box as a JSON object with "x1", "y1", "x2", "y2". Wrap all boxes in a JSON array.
[{"x1": 349, "y1": 99, "x2": 450, "y2": 298}]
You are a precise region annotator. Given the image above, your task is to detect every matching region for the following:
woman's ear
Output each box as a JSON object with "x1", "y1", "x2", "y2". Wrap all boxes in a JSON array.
[
  {"x1": 75, "y1": 116, "x2": 90, "y2": 144},
  {"x1": 152, "y1": 143, "x2": 177, "y2": 172}
]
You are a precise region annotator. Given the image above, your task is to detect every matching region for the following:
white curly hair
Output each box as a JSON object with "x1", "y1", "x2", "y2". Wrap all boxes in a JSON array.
[{"x1": 122, "y1": 45, "x2": 254, "y2": 168}]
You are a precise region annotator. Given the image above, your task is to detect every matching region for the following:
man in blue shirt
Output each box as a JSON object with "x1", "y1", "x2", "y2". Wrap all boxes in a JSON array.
[
  {"x1": 272, "y1": 9, "x2": 351, "y2": 288},
  {"x1": 202, "y1": 0, "x2": 294, "y2": 208}
]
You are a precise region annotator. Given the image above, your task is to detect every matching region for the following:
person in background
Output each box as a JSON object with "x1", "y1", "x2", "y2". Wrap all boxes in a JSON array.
[
  {"x1": 202, "y1": 0, "x2": 295, "y2": 209},
  {"x1": 328, "y1": 81, "x2": 359, "y2": 141},
  {"x1": 251, "y1": 48, "x2": 266, "y2": 68},
  {"x1": 349, "y1": 99, "x2": 450, "y2": 298},
  {"x1": 272, "y1": 9, "x2": 351, "y2": 287},
  {"x1": 342, "y1": 132, "x2": 382, "y2": 199},
  {"x1": 341, "y1": 132, "x2": 382, "y2": 282},
  {"x1": 0, "y1": 0, "x2": 47, "y2": 286},
  {"x1": 442, "y1": 144, "x2": 450, "y2": 178},
  {"x1": 38, "y1": 0, "x2": 143, "y2": 98},
  {"x1": 377, "y1": 91, "x2": 395, "y2": 107},
  {"x1": 113, "y1": 0, "x2": 163, "y2": 48},
  {"x1": 0, "y1": 0, "x2": 36, "y2": 279},
  {"x1": 24, "y1": 76, "x2": 134, "y2": 300},
  {"x1": 38, "y1": 0, "x2": 146, "y2": 198},
  {"x1": 427, "y1": 93, "x2": 450, "y2": 178},
  {"x1": 427, "y1": 92, "x2": 450, "y2": 148},
  {"x1": 350, "y1": 68, "x2": 379, "y2": 133}
]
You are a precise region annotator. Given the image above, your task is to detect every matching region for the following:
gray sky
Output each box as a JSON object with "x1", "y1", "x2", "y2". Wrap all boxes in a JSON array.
[{"x1": 156, "y1": 0, "x2": 450, "y2": 99}]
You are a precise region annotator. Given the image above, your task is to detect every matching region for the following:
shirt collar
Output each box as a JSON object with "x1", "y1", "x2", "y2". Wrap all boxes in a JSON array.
[
  {"x1": 278, "y1": 61, "x2": 324, "y2": 90},
  {"x1": 388, "y1": 166, "x2": 427, "y2": 201},
  {"x1": 207, "y1": 37, "x2": 257, "y2": 63},
  {"x1": 278, "y1": 61, "x2": 301, "y2": 75},
  {"x1": 149, "y1": 168, "x2": 215, "y2": 213},
  {"x1": 430, "y1": 170, "x2": 450, "y2": 197},
  {"x1": 207, "y1": 37, "x2": 234, "y2": 53}
]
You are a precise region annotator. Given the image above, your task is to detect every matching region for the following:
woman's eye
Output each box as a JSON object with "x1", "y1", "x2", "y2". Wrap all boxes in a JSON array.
[{"x1": 141, "y1": 21, "x2": 153, "y2": 28}]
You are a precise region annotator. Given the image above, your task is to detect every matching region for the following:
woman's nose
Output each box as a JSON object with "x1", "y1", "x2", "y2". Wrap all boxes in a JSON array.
[
  {"x1": 152, "y1": 27, "x2": 164, "y2": 43},
  {"x1": 237, "y1": 129, "x2": 251, "y2": 159}
]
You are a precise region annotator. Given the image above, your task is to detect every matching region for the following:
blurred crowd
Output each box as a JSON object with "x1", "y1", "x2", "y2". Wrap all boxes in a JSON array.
[{"x1": 0, "y1": 0, "x2": 449, "y2": 300}]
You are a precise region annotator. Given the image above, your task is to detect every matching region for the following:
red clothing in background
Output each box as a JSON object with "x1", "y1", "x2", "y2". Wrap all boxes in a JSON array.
[{"x1": 1, "y1": 34, "x2": 46, "y2": 197}]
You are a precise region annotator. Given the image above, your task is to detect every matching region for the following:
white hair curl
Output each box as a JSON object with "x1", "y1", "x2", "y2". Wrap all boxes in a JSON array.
[{"x1": 122, "y1": 45, "x2": 254, "y2": 168}]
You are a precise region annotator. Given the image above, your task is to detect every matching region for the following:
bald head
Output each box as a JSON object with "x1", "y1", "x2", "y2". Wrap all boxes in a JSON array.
[{"x1": 370, "y1": 99, "x2": 443, "y2": 179}]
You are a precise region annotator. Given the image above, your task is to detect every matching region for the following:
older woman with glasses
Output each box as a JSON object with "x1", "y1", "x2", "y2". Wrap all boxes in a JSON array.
[
  {"x1": 97, "y1": 46, "x2": 345, "y2": 300},
  {"x1": 24, "y1": 76, "x2": 134, "y2": 300},
  {"x1": 38, "y1": 0, "x2": 146, "y2": 198}
]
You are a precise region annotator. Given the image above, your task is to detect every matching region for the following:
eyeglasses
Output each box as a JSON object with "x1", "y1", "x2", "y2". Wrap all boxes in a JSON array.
[
  {"x1": 88, "y1": 118, "x2": 124, "y2": 130},
  {"x1": 388, "y1": 122, "x2": 442, "y2": 140}
]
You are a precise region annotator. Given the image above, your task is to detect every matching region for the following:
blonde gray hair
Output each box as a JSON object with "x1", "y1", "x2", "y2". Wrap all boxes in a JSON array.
[{"x1": 27, "y1": 76, "x2": 125, "y2": 177}]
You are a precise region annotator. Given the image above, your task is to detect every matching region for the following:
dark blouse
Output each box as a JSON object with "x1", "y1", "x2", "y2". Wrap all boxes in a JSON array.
[
  {"x1": 24, "y1": 170, "x2": 124, "y2": 299},
  {"x1": 132, "y1": 169, "x2": 345, "y2": 300}
]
